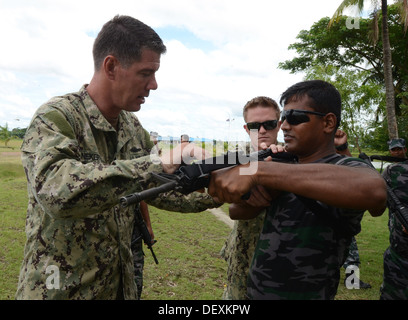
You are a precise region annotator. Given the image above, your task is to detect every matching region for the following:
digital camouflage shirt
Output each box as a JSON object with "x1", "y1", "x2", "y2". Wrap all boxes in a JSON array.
[
  {"x1": 247, "y1": 154, "x2": 370, "y2": 300},
  {"x1": 220, "y1": 212, "x2": 265, "y2": 300},
  {"x1": 380, "y1": 160, "x2": 408, "y2": 300},
  {"x1": 16, "y1": 85, "x2": 219, "y2": 300}
]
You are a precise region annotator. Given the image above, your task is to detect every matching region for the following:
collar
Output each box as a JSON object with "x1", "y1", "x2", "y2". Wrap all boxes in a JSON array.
[{"x1": 79, "y1": 85, "x2": 123, "y2": 132}]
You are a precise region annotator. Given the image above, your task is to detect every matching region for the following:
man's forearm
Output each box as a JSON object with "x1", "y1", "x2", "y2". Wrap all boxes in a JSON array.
[
  {"x1": 256, "y1": 161, "x2": 387, "y2": 212},
  {"x1": 229, "y1": 202, "x2": 264, "y2": 220}
]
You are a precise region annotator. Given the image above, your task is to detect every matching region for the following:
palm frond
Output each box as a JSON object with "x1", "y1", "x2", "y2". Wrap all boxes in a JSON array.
[
  {"x1": 328, "y1": 0, "x2": 366, "y2": 28},
  {"x1": 368, "y1": 10, "x2": 379, "y2": 46}
]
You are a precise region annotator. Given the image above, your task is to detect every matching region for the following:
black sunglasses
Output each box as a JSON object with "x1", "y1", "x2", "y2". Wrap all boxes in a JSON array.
[
  {"x1": 246, "y1": 120, "x2": 278, "y2": 131},
  {"x1": 281, "y1": 109, "x2": 327, "y2": 125}
]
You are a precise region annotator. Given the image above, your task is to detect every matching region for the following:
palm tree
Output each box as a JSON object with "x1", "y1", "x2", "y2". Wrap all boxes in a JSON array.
[
  {"x1": 0, "y1": 123, "x2": 11, "y2": 148},
  {"x1": 329, "y1": 0, "x2": 408, "y2": 140}
]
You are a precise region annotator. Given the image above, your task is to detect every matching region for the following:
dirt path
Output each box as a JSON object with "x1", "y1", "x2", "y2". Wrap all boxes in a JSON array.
[
  {"x1": 0, "y1": 152, "x2": 21, "y2": 157},
  {"x1": 207, "y1": 208, "x2": 233, "y2": 229}
]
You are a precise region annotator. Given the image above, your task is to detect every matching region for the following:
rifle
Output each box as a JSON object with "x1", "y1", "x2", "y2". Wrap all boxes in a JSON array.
[
  {"x1": 359, "y1": 152, "x2": 407, "y2": 173},
  {"x1": 359, "y1": 153, "x2": 408, "y2": 231},
  {"x1": 384, "y1": 181, "x2": 408, "y2": 232},
  {"x1": 120, "y1": 148, "x2": 297, "y2": 207},
  {"x1": 132, "y1": 205, "x2": 159, "y2": 264},
  {"x1": 122, "y1": 148, "x2": 296, "y2": 264}
]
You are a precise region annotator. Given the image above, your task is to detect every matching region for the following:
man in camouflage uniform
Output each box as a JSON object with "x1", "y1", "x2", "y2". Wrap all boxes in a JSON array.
[
  {"x1": 209, "y1": 80, "x2": 387, "y2": 299},
  {"x1": 380, "y1": 139, "x2": 408, "y2": 299},
  {"x1": 15, "y1": 15, "x2": 218, "y2": 300},
  {"x1": 334, "y1": 130, "x2": 371, "y2": 289},
  {"x1": 220, "y1": 96, "x2": 280, "y2": 300},
  {"x1": 388, "y1": 138, "x2": 407, "y2": 159}
]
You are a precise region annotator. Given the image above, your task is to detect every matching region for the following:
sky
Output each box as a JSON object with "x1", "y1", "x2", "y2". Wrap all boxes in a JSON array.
[{"x1": 0, "y1": 0, "x2": 347, "y2": 143}]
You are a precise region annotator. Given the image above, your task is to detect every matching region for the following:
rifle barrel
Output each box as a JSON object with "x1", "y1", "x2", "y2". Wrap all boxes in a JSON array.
[{"x1": 120, "y1": 180, "x2": 177, "y2": 207}]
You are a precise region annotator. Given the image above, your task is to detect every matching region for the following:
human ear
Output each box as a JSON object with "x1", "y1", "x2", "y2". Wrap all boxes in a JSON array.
[
  {"x1": 103, "y1": 55, "x2": 119, "y2": 80},
  {"x1": 323, "y1": 113, "x2": 337, "y2": 134}
]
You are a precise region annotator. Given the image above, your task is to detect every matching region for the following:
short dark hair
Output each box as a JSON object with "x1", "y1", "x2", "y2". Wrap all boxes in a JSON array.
[
  {"x1": 279, "y1": 80, "x2": 342, "y2": 128},
  {"x1": 93, "y1": 15, "x2": 167, "y2": 70}
]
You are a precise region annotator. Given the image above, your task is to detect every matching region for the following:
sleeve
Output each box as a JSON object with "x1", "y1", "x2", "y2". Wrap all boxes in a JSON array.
[
  {"x1": 21, "y1": 107, "x2": 163, "y2": 219},
  {"x1": 383, "y1": 162, "x2": 408, "y2": 204},
  {"x1": 336, "y1": 156, "x2": 373, "y2": 169},
  {"x1": 334, "y1": 156, "x2": 373, "y2": 234},
  {"x1": 148, "y1": 189, "x2": 222, "y2": 213}
]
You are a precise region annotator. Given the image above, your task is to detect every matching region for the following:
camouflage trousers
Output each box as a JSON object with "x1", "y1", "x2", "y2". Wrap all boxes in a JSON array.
[
  {"x1": 132, "y1": 230, "x2": 144, "y2": 300},
  {"x1": 380, "y1": 247, "x2": 408, "y2": 300},
  {"x1": 221, "y1": 212, "x2": 266, "y2": 300},
  {"x1": 342, "y1": 236, "x2": 360, "y2": 269}
]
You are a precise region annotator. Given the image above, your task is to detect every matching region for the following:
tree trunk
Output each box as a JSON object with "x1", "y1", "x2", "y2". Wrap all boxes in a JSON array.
[{"x1": 381, "y1": 0, "x2": 399, "y2": 139}]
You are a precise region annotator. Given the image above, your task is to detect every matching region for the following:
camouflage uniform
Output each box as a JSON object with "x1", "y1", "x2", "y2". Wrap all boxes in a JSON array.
[
  {"x1": 380, "y1": 160, "x2": 408, "y2": 300},
  {"x1": 247, "y1": 154, "x2": 370, "y2": 300},
  {"x1": 342, "y1": 236, "x2": 360, "y2": 269},
  {"x1": 132, "y1": 131, "x2": 154, "y2": 299},
  {"x1": 220, "y1": 211, "x2": 265, "y2": 300},
  {"x1": 132, "y1": 231, "x2": 144, "y2": 299},
  {"x1": 15, "y1": 85, "x2": 219, "y2": 300}
]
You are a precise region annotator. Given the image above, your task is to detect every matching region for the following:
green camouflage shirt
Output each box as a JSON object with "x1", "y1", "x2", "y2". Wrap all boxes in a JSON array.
[
  {"x1": 380, "y1": 160, "x2": 408, "y2": 300},
  {"x1": 247, "y1": 154, "x2": 369, "y2": 300},
  {"x1": 383, "y1": 161, "x2": 408, "y2": 255},
  {"x1": 16, "y1": 85, "x2": 218, "y2": 300}
]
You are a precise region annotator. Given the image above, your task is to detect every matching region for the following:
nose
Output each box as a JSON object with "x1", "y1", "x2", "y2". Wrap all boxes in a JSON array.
[
  {"x1": 147, "y1": 75, "x2": 158, "y2": 90},
  {"x1": 258, "y1": 124, "x2": 267, "y2": 133},
  {"x1": 280, "y1": 119, "x2": 289, "y2": 130}
]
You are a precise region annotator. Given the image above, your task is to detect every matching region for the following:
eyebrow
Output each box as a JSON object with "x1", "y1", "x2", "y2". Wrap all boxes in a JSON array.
[{"x1": 138, "y1": 65, "x2": 160, "y2": 73}]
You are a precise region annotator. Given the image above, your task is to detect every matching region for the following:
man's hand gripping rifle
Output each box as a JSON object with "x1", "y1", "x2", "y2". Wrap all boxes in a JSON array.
[
  {"x1": 120, "y1": 148, "x2": 297, "y2": 207},
  {"x1": 120, "y1": 149, "x2": 297, "y2": 263}
]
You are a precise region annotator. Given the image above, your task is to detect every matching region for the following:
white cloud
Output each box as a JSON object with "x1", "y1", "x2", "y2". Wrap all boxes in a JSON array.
[{"x1": 0, "y1": 0, "x2": 342, "y2": 141}]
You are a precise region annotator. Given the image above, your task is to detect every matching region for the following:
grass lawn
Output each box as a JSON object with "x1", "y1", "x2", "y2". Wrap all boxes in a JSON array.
[
  {"x1": 0, "y1": 139, "x2": 393, "y2": 300},
  {"x1": 0, "y1": 140, "x2": 27, "y2": 299}
]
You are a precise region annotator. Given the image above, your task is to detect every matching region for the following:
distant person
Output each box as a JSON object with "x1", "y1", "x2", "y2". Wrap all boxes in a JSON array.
[
  {"x1": 388, "y1": 138, "x2": 407, "y2": 159},
  {"x1": 208, "y1": 80, "x2": 387, "y2": 299},
  {"x1": 380, "y1": 138, "x2": 408, "y2": 299},
  {"x1": 179, "y1": 133, "x2": 211, "y2": 164},
  {"x1": 221, "y1": 96, "x2": 281, "y2": 300},
  {"x1": 149, "y1": 131, "x2": 162, "y2": 156},
  {"x1": 180, "y1": 134, "x2": 190, "y2": 143}
]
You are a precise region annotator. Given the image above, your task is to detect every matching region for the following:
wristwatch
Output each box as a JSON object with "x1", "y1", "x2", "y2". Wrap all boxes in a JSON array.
[{"x1": 336, "y1": 142, "x2": 348, "y2": 151}]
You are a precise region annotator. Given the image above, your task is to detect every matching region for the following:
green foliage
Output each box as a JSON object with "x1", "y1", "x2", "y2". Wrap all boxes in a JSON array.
[
  {"x1": 0, "y1": 124, "x2": 11, "y2": 147},
  {"x1": 10, "y1": 128, "x2": 26, "y2": 139},
  {"x1": 304, "y1": 65, "x2": 386, "y2": 152},
  {"x1": 279, "y1": 4, "x2": 408, "y2": 146},
  {"x1": 279, "y1": 16, "x2": 382, "y2": 75}
]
